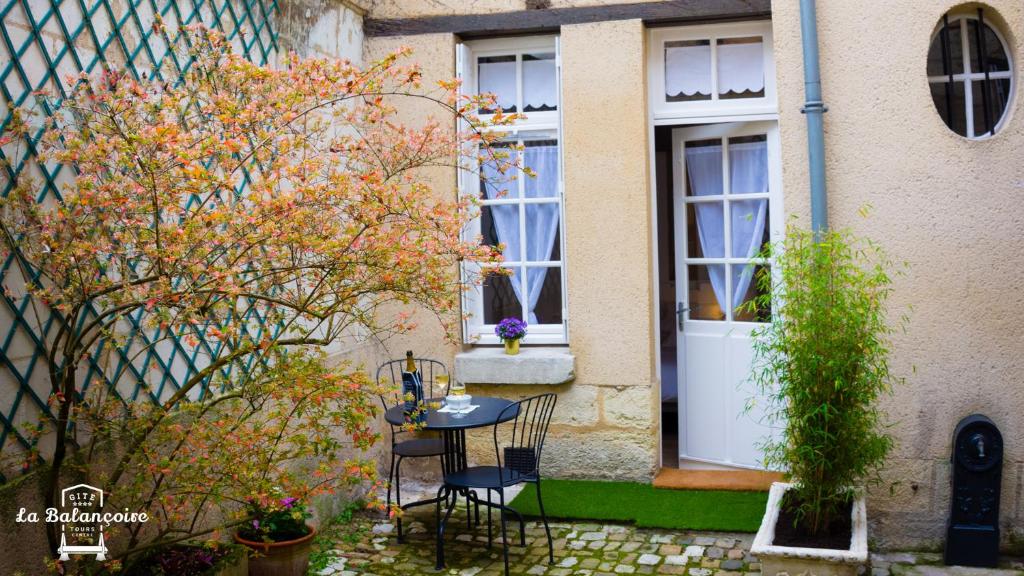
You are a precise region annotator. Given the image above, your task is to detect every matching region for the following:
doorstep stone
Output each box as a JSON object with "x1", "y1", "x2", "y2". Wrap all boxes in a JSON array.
[{"x1": 456, "y1": 347, "x2": 575, "y2": 385}]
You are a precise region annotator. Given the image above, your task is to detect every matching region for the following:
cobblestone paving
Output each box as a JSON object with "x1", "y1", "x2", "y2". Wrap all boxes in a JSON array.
[
  {"x1": 314, "y1": 501, "x2": 764, "y2": 576},
  {"x1": 312, "y1": 503, "x2": 1024, "y2": 576}
]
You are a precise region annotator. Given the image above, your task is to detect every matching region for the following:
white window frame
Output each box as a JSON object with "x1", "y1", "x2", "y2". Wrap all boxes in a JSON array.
[
  {"x1": 927, "y1": 12, "x2": 1014, "y2": 140},
  {"x1": 648, "y1": 21, "x2": 777, "y2": 124},
  {"x1": 459, "y1": 36, "x2": 569, "y2": 346}
]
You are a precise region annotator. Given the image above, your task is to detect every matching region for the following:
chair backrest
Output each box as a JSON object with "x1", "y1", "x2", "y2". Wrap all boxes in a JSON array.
[
  {"x1": 493, "y1": 393, "x2": 557, "y2": 479},
  {"x1": 375, "y1": 358, "x2": 450, "y2": 412}
]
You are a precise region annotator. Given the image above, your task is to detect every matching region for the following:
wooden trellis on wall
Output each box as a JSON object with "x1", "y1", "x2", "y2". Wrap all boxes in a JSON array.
[{"x1": 0, "y1": 0, "x2": 280, "y2": 482}]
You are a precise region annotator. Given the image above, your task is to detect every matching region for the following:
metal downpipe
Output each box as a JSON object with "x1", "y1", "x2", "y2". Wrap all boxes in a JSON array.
[{"x1": 799, "y1": 0, "x2": 829, "y2": 234}]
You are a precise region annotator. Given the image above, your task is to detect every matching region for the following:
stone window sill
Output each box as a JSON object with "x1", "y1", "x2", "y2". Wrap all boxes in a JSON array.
[{"x1": 454, "y1": 347, "x2": 575, "y2": 385}]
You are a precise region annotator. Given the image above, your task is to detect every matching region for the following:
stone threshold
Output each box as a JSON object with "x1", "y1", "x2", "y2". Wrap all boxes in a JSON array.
[{"x1": 653, "y1": 467, "x2": 784, "y2": 492}]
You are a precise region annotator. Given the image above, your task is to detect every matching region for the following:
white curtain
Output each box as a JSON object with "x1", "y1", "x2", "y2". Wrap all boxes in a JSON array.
[
  {"x1": 717, "y1": 41, "x2": 765, "y2": 95},
  {"x1": 523, "y1": 56, "x2": 557, "y2": 110},
  {"x1": 478, "y1": 59, "x2": 516, "y2": 110},
  {"x1": 728, "y1": 141, "x2": 769, "y2": 309},
  {"x1": 665, "y1": 43, "x2": 711, "y2": 98},
  {"x1": 482, "y1": 144, "x2": 560, "y2": 324},
  {"x1": 523, "y1": 144, "x2": 560, "y2": 324},
  {"x1": 665, "y1": 40, "x2": 764, "y2": 98},
  {"x1": 685, "y1": 139, "x2": 768, "y2": 316}
]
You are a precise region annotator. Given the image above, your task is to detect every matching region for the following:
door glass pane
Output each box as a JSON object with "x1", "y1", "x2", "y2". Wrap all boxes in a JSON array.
[
  {"x1": 717, "y1": 37, "x2": 765, "y2": 99},
  {"x1": 483, "y1": 268, "x2": 523, "y2": 324},
  {"x1": 686, "y1": 203, "x2": 724, "y2": 258},
  {"x1": 728, "y1": 135, "x2": 768, "y2": 195},
  {"x1": 481, "y1": 204, "x2": 520, "y2": 260},
  {"x1": 732, "y1": 264, "x2": 771, "y2": 322},
  {"x1": 665, "y1": 40, "x2": 711, "y2": 102},
  {"x1": 730, "y1": 199, "x2": 769, "y2": 258},
  {"x1": 688, "y1": 264, "x2": 725, "y2": 321},
  {"x1": 684, "y1": 139, "x2": 723, "y2": 196},
  {"x1": 523, "y1": 53, "x2": 557, "y2": 112},
  {"x1": 524, "y1": 140, "x2": 559, "y2": 198},
  {"x1": 528, "y1": 266, "x2": 562, "y2": 324},
  {"x1": 478, "y1": 55, "x2": 517, "y2": 114},
  {"x1": 525, "y1": 203, "x2": 560, "y2": 262}
]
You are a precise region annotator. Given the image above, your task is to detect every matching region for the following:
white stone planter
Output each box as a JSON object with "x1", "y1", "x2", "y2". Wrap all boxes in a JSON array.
[{"x1": 751, "y1": 482, "x2": 868, "y2": 576}]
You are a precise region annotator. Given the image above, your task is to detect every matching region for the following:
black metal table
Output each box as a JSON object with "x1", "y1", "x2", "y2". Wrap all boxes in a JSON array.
[
  {"x1": 384, "y1": 396, "x2": 518, "y2": 476},
  {"x1": 384, "y1": 397, "x2": 519, "y2": 567}
]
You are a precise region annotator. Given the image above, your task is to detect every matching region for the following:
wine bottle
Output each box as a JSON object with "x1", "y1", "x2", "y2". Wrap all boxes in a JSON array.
[{"x1": 401, "y1": 351, "x2": 424, "y2": 421}]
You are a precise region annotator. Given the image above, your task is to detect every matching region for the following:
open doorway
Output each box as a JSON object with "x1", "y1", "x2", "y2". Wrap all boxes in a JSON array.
[{"x1": 655, "y1": 125, "x2": 679, "y2": 468}]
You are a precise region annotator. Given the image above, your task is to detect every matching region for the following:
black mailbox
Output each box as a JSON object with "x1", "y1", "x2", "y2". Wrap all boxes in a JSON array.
[{"x1": 945, "y1": 414, "x2": 1002, "y2": 567}]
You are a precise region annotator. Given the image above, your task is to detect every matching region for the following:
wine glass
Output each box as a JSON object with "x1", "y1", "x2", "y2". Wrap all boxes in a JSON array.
[
  {"x1": 436, "y1": 374, "x2": 450, "y2": 401},
  {"x1": 449, "y1": 379, "x2": 466, "y2": 397}
]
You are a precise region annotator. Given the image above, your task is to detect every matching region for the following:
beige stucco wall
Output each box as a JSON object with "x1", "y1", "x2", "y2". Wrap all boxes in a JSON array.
[
  {"x1": 471, "y1": 18, "x2": 659, "y2": 482},
  {"x1": 771, "y1": 0, "x2": 1024, "y2": 551},
  {"x1": 362, "y1": 0, "x2": 1024, "y2": 553}
]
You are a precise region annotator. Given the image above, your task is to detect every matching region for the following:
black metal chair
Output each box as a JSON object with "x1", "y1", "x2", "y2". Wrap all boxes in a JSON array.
[
  {"x1": 377, "y1": 357, "x2": 450, "y2": 541},
  {"x1": 435, "y1": 393, "x2": 557, "y2": 576}
]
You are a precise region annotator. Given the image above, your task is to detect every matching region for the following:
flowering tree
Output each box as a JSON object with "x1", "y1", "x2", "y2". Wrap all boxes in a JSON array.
[{"x1": 0, "y1": 26, "x2": 519, "y2": 566}]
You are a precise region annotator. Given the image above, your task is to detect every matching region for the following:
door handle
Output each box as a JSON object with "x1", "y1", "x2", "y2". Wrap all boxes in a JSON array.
[{"x1": 676, "y1": 303, "x2": 690, "y2": 330}]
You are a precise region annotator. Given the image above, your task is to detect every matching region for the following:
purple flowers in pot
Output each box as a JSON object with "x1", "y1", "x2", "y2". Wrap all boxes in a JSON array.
[{"x1": 495, "y1": 318, "x2": 527, "y2": 341}]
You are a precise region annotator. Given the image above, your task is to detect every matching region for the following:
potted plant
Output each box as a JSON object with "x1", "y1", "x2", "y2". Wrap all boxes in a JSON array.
[
  {"x1": 496, "y1": 318, "x2": 527, "y2": 355},
  {"x1": 124, "y1": 543, "x2": 248, "y2": 576},
  {"x1": 234, "y1": 493, "x2": 316, "y2": 576},
  {"x1": 747, "y1": 226, "x2": 905, "y2": 576}
]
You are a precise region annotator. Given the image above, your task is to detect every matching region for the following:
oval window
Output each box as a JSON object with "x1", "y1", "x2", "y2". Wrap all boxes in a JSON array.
[{"x1": 927, "y1": 10, "x2": 1013, "y2": 139}]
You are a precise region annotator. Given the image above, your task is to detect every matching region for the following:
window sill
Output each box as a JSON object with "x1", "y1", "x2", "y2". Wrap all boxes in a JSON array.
[{"x1": 455, "y1": 347, "x2": 575, "y2": 385}]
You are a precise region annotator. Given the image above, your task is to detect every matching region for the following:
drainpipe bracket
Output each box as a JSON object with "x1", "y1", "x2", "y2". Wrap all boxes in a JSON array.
[{"x1": 800, "y1": 101, "x2": 829, "y2": 114}]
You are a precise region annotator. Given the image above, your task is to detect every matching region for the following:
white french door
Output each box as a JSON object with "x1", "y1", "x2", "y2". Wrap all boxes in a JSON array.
[{"x1": 672, "y1": 121, "x2": 781, "y2": 469}]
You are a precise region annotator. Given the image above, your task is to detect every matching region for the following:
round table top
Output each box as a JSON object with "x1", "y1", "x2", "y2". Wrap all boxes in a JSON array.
[{"x1": 384, "y1": 396, "x2": 518, "y2": 431}]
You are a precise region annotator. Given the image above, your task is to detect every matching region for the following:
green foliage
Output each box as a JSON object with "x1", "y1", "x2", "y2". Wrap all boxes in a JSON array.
[{"x1": 746, "y1": 225, "x2": 906, "y2": 536}]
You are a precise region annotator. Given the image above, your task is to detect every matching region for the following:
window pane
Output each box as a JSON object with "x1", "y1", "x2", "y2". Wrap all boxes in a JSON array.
[
  {"x1": 525, "y1": 203, "x2": 560, "y2": 262},
  {"x1": 528, "y1": 266, "x2": 563, "y2": 325},
  {"x1": 483, "y1": 269, "x2": 523, "y2": 324},
  {"x1": 688, "y1": 264, "x2": 725, "y2": 321},
  {"x1": 728, "y1": 135, "x2": 768, "y2": 195},
  {"x1": 730, "y1": 199, "x2": 769, "y2": 258},
  {"x1": 523, "y1": 53, "x2": 557, "y2": 112},
  {"x1": 930, "y1": 81, "x2": 966, "y2": 136},
  {"x1": 686, "y1": 203, "x2": 724, "y2": 258},
  {"x1": 665, "y1": 40, "x2": 711, "y2": 102},
  {"x1": 971, "y1": 78, "x2": 1011, "y2": 138},
  {"x1": 524, "y1": 140, "x2": 559, "y2": 198},
  {"x1": 732, "y1": 264, "x2": 770, "y2": 322},
  {"x1": 481, "y1": 204, "x2": 520, "y2": 260},
  {"x1": 684, "y1": 139, "x2": 723, "y2": 196},
  {"x1": 479, "y1": 145, "x2": 514, "y2": 200},
  {"x1": 478, "y1": 55, "x2": 517, "y2": 114},
  {"x1": 717, "y1": 37, "x2": 765, "y2": 99},
  {"x1": 926, "y1": 21, "x2": 964, "y2": 76},
  {"x1": 968, "y1": 21, "x2": 1010, "y2": 73}
]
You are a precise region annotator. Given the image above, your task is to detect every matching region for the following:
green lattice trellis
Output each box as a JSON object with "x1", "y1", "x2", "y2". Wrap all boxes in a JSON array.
[{"x1": 0, "y1": 0, "x2": 280, "y2": 482}]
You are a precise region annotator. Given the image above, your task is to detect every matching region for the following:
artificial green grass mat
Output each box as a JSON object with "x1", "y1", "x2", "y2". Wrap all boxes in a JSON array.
[{"x1": 507, "y1": 479, "x2": 768, "y2": 533}]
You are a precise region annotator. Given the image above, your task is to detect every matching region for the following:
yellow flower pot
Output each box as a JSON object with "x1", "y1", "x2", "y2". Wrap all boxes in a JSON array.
[{"x1": 503, "y1": 339, "x2": 520, "y2": 355}]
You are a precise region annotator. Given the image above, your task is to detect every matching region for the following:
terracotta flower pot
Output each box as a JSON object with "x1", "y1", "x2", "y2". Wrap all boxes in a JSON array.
[{"x1": 234, "y1": 525, "x2": 316, "y2": 576}]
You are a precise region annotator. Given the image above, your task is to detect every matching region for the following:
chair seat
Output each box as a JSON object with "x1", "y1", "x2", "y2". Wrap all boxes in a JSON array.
[
  {"x1": 443, "y1": 466, "x2": 535, "y2": 489},
  {"x1": 395, "y1": 438, "x2": 445, "y2": 457}
]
